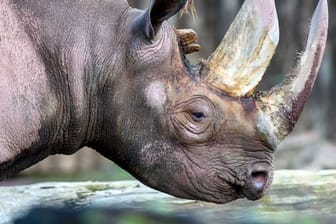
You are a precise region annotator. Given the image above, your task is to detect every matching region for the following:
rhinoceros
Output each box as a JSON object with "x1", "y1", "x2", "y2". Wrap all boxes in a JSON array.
[{"x1": 0, "y1": 0, "x2": 328, "y2": 204}]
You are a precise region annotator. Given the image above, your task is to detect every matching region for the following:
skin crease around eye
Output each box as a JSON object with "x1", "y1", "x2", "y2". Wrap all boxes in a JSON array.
[{"x1": 168, "y1": 96, "x2": 217, "y2": 145}]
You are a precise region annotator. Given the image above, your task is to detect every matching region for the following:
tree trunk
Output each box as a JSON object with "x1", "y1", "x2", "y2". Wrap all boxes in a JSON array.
[{"x1": 2, "y1": 171, "x2": 336, "y2": 224}]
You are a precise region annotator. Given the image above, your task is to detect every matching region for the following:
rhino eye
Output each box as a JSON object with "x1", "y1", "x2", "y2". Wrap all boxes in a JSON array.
[
  {"x1": 169, "y1": 96, "x2": 217, "y2": 145},
  {"x1": 191, "y1": 112, "x2": 206, "y2": 122}
]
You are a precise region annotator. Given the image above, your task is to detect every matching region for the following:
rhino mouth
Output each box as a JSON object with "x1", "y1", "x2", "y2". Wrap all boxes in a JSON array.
[
  {"x1": 228, "y1": 183, "x2": 265, "y2": 201},
  {"x1": 223, "y1": 169, "x2": 271, "y2": 201},
  {"x1": 242, "y1": 190, "x2": 264, "y2": 201},
  {"x1": 241, "y1": 185, "x2": 266, "y2": 201},
  {"x1": 243, "y1": 170, "x2": 271, "y2": 201}
]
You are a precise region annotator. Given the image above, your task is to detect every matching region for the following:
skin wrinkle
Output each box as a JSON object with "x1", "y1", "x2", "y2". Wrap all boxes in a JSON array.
[
  {"x1": 183, "y1": 163, "x2": 224, "y2": 201},
  {"x1": 180, "y1": 148, "x2": 206, "y2": 171},
  {"x1": 211, "y1": 176, "x2": 242, "y2": 201},
  {"x1": 176, "y1": 116, "x2": 208, "y2": 135},
  {"x1": 184, "y1": 117, "x2": 212, "y2": 135},
  {"x1": 80, "y1": 13, "x2": 115, "y2": 145},
  {"x1": 30, "y1": 5, "x2": 90, "y2": 148},
  {"x1": 216, "y1": 176, "x2": 242, "y2": 197},
  {"x1": 171, "y1": 118, "x2": 194, "y2": 142},
  {"x1": 222, "y1": 131, "x2": 274, "y2": 152},
  {"x1": 127, "y1": 22, "x2": 173, "y2": 69},
  {"x1": 225, "y1": 149, "x2": 273, "y2": 164},
  {"x1": 217, "y1": 169, "x2": 246, "y2": 187},
  {"x1": 37, "y1": 42, "x2": 72, "y2": 152},
  {"x1": 92, "y1": 5, "x2": 134, "y2": 146}
]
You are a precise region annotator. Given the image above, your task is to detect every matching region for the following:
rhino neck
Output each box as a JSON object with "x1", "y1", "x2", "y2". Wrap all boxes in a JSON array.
[{"x1": 9, "y1": 0, "x2": 132, "y2": 154}]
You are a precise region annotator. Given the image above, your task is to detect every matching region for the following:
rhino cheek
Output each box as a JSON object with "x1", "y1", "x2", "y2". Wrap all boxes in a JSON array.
[{"x1": 145, "y1": 81, "x2": 167, "y2": 112}]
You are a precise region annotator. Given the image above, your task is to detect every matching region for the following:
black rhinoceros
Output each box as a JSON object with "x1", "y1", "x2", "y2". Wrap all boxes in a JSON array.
[{"x1": 0, "y1": 0, "x2": 328, "y2": 204}]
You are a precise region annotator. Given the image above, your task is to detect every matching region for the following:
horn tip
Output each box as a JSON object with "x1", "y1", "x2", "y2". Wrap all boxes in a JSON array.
[
  {"x1": 251, "y1": 0, "x2": 279, "y2": 45},
  {"x1": 314, "y1": 0, "x2": 329, "y2": 28},
  {"x1": 306, "y1": 0, "x2": 328, "y2": 51}
]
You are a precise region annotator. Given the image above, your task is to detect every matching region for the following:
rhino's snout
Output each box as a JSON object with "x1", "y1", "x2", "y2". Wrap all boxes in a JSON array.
[{"x1": 243, "y1": 164, "x2": 272, "y2": 201}]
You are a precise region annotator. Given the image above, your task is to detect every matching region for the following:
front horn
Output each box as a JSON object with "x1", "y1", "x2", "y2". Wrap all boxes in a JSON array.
[
  {"x1": 256, "y1": 0, "x2": 328, "y2": 148},
  {"x1": 201, "y1": 0, "x2": 279, "y2": 97}
]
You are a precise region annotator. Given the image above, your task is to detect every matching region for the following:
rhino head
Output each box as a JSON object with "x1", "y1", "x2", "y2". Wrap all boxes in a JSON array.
[{"x1": 95, "y1": 0, "x2": 328, "y2": 204}]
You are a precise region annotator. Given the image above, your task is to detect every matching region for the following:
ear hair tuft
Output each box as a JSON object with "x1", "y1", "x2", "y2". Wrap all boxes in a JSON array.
[{"x1": 181, "y1": 0, "x2": 196, "y2": 17}]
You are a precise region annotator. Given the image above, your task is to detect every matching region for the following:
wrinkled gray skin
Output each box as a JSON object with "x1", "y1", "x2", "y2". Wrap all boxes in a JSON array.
[{"x1": 0, "y1": 0, "x2": 274, "y2": 203}]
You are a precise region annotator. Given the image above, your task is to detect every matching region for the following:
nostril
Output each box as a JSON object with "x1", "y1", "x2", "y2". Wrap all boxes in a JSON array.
[{"x1": 251, "y1": 171, "x2": 268, "y2": 191}]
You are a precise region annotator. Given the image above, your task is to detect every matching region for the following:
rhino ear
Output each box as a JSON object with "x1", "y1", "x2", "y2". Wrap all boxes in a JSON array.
[{"x1": 141, "y1": 0, "x2": 187, "y2": 39}]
